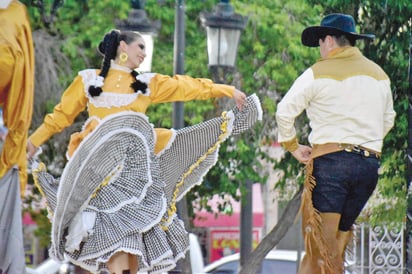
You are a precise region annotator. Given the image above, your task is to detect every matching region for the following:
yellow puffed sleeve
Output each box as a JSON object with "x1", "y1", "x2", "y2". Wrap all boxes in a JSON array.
[
  {"x1": 29, "y1": 75, "x2": 88, "y2": 147},
  {"x1": 149, "y1": 74, "x2": 234, "y2": 103},
  {"x1": 0, "y1": 1, "x2": 35, "y2": 193}
]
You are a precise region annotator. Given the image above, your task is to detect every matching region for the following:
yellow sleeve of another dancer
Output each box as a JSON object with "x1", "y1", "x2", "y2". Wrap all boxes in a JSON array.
[{"x1": 0, "y1": 1, "x2": 35, "y2": 193}]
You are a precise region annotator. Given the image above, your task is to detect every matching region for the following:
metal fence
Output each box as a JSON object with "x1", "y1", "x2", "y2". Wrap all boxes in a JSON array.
[{"x1": 346, "y1": 223, "x2": 404, "y2": 274}]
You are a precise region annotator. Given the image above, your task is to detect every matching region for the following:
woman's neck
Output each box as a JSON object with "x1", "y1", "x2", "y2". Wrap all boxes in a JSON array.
[{"x1": 111, "y1": 61, "x2": 133, "y2": 73}]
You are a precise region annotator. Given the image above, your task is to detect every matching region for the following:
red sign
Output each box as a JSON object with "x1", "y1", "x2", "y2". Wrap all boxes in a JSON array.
[{"x1": 209, "y1": 228, "x2": 261, "y2": 262}]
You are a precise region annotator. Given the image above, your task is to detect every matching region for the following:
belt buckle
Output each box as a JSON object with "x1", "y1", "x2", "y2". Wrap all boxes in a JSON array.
[
  {"x1": 342, "y1": 144, "x2": 374, "y2": 158},
  {"x1": 355, "y1": 145, "x2": 372, "y2": 157},
  {"x1": 352, "y1": 145, "x2": 361, "y2": 153},
  {"x1": 343, "y1": 144, "x2": 353, "y2": 153}
]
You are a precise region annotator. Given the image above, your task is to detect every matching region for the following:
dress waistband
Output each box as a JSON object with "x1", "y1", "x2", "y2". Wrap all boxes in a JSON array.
[{"x1": 311, "y1": 143, "x2": 381, "y2": 159}]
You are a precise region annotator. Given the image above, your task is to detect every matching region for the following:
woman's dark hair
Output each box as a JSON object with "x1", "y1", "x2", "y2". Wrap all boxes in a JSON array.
[{"x1": 88, "y1": 30, "x2": 148, "y2": 97}]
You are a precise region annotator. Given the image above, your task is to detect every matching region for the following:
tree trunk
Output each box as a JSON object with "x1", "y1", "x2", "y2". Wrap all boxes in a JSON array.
[
  {"x1": 176, "y1": 197, "x2": 192, "y2": 274},
  {"x1": 238, "y1": 186, "x2": 303, "y2": 274}
]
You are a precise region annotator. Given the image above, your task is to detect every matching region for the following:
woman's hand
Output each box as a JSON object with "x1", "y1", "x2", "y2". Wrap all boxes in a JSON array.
[
  {"x1": 233, "y1": 89, "x2": 247, "y2": 111},
  {"x1": 27, "y1": 140, "x2": 38, "y2": 160}
]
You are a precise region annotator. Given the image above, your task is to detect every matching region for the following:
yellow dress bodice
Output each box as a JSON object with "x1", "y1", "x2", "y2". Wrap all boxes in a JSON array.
[{"x1": 29, "y1": 66, "x2": 234, "y2": 156}]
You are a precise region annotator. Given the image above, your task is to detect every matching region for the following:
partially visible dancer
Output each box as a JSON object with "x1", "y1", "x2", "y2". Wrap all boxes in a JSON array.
[
  {"x1": 275, "y1": 13, "x2": 395, "y2": 273},
  {"x1": 0, "y1": 0, "x2": 34, "y2": 192},
  {"x1": 0, "y1": 0, "x2": 35, "y2": 273},
  {"x1": 27, "y1": 29, "x2": 262, "y2": 273}
]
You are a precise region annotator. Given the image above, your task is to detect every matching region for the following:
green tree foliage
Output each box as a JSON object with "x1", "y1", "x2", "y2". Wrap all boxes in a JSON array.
[{"x1": 24, "y1": 0, "x2": 131, "y2": 78}]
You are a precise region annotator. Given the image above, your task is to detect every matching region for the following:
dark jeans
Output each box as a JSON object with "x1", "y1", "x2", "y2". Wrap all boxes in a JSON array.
[{"x1": 312, "y1": 151, "x2": 380, "y2": 231}]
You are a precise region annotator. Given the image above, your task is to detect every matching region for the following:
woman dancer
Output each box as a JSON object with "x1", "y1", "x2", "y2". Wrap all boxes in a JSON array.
[{"x1": 27, "y1": 29, "x2": 262, "y2": 274}]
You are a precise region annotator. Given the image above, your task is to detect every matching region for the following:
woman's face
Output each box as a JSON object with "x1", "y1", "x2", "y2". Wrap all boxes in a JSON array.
[{"x1": 123, "y1": 37, "x2": 146, "y2": 69}]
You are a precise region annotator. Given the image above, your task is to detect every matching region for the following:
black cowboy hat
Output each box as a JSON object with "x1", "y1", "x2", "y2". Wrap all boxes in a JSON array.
[{"x1": 301, "y1": 13, "x2": 375, "y2": 47}]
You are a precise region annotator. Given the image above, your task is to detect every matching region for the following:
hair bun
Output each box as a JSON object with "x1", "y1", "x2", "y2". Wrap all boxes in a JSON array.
[{"x1": 97, "y1": 29, "x2": 120, "y2": 56}]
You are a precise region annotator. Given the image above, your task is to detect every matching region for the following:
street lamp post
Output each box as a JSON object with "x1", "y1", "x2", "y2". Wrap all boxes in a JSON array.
[
  {"x1": 172, "y1": 1, "x2": 193, "y2": 273},
  {"x1": 200, "y1": 0, "x2": 247, "y2": 83},
  {"x1": 115, "y1": 0, "x2": 161, "y2": 72},
  {"x1": 200, "y1": 0, "x2": 250, "y2": 267},
  {"x1": 173, "y1": 0, "x2": 185, "y2": 130}
]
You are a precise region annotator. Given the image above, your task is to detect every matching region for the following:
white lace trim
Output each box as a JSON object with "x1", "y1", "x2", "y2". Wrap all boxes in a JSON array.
[
  {"x1": 79, "y1": 69, "x2": 139, "y2": 108},
  {"x1": 110, "y1": 61, "x2": 132, "y2": 73},
  {"x1": 79, "y1": 69, "x2": 99, "y2": 93},
  {"x1": 88, "y1": 92, "x2": 139, "y2": 108},
  {"x1": 65, "y1": 211, "x2": 96, "y2": 252},
  {"x1": 110, "y1": 61, "x2": 153, "y2": 95},
  {"x1": 136, "y1": 73, "x2": 156, "y2": 96}
]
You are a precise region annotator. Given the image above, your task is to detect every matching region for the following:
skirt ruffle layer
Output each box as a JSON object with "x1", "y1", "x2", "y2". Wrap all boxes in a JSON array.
[{"x1": 68, "y1": 214, "x2": 189, "y2": 274}]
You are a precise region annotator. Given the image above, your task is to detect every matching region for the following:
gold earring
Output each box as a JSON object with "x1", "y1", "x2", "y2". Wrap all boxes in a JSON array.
[{"x1": 119, "y1": 52, "x2": 128, "y2": 65}]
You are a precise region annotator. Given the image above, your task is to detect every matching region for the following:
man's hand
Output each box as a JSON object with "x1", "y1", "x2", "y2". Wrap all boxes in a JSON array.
[{"x1": 291, "y1": 144, "x2": 312, "y2": 164}]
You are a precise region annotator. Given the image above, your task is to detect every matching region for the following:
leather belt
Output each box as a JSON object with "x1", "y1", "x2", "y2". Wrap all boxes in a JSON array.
[{"x1": 311, "y1": 143, "x2": 381, "y2": 159}]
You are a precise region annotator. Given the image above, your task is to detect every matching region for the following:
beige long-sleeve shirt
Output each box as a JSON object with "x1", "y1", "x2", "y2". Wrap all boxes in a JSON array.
[{"x1": 276, "y1": 47, "x2": 395, "y2": 153}]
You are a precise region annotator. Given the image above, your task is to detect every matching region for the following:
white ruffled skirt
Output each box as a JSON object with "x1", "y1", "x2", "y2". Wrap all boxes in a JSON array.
[{"x1": 32, "y1": 94, "x2": 262, "y2": 273}]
